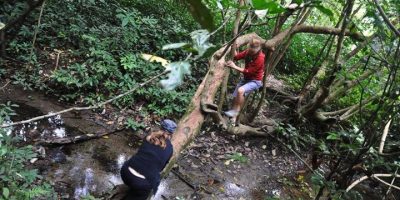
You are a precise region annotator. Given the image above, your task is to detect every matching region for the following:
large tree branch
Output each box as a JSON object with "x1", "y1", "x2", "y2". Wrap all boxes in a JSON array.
[
  {"x1": 372, "y1": 0, "x2": 400, "y2": 37},
  {"x1": 262, "y1": 24, "x2": 364, "y2": 51}
]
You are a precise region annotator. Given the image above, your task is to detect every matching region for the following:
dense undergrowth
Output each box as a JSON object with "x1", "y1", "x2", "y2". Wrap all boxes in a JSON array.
[{"x1": 2, "y1": 0, "x2": 204, "y2": 117}]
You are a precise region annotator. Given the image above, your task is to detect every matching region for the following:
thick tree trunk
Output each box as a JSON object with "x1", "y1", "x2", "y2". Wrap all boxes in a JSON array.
[
  {"x1": 300, "y1": 0, "x2": 356, "y2": 122},
  {"x1": 164, "y1": 24, "x2": 364, "y2": 174},
  {"x1": 218, "y1": 0, "x2": 244, "y2": 111}
]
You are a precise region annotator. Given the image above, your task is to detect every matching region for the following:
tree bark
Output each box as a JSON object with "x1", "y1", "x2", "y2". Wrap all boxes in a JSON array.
[
  {"x1": 218, "y1": 0, "x2": 244, "y2": 112},
  {"x1": 300, "y1": 0, "x2": 355, "y2": 121},
  {"x1": 164, "y1": 23, "x2": 364, "y2": 174}
]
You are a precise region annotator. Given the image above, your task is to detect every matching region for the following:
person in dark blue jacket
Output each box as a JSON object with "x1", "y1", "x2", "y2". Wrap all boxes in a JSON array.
[{"x1": 120, "y1": 119, "x2": 176, "y2": 200}]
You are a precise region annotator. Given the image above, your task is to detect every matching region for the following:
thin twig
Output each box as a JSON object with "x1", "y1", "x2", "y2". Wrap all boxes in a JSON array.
[
  {"x1": 372, "y1": 0, "x2": 400, "y2": 37},
  {"x1": 0, "y1": 80, "x2": 11, "y2": 91},
  {"x1": 35, "y1": 128, "x2": 124, "y2": 145},
  {"x1": 263, "y1": 130, "x2": 323, "y2": 177},
  {"x1": 171, "y1": 169, "x2": 213, "y2": 194},
  {"x1": 374, "y1": 176, "x2": 400, "y2": 191},
  {"x1": 171, "y1": 169, "x2": 196, "y2": 189},
  {"x1": 1, "y1": 71, "x2": 168, "y2": 128},
  {"x1": 209, "y1": 15, "x2": 232, "y2": 37},
  {"x1": 54, "y1": 51, "x2": 61, "y2": 70},
  {"x1": 29, "y1": 0, "x2": 46, "y2": 58},
  {"x1": 379, "y1": 119, "x2": 392, "y2": 155},
  {"x1": 385, "y1": 168, "x2": 398, "y2": 199},
  {"x1": 346, "y1": 173, "x2": 400, "y2": 192}
]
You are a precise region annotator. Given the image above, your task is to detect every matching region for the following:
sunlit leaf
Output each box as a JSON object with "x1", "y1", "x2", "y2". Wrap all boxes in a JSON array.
[
  {"x1": 0, "y1": 22, "x2": 5, "y2": 30},
  {"x1": 162, "y1": 42, "x2": 190, "y2": 50},
  {"x1": 327, "y1": 132, "x2": 339, "y2": 140},
  {"x1": 255, "y1": 10, "x2": 267, "y2": 19},
  {"x1": 122, "y1": 18, "x2": 129, "y2": 27},
  {"x1": 160, "y1": 61, "x2": 191, "y2": 90},
  {"x1": 251, "y1": 0, "x2": 286, "y2": 14},
  {"x1": 185, "y1": 0, "x2": 215, "y2": 31},
  {"x1": 3, "y1": 187, "x2": 9, "y2": 199},
  {"x1": 216, "y1": 1, "x2": 223, "y2": 10},
  {"x1": 141, "y1": 53, "x2": 170, "y2": 68}
]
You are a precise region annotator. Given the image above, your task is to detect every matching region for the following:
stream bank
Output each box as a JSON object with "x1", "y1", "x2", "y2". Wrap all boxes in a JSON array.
[{"x1": 1, "y1": 82, "x2": 312, "y2": 200}]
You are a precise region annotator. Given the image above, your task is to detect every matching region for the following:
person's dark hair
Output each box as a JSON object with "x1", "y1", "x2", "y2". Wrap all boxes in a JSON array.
[{"x1": 146, "y1": 130, "x2": 170, "y2": 149}]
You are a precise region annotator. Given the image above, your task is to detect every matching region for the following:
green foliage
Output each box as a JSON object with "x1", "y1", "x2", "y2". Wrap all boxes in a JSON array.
[
  {"x1": 0, "y1": 68, "x2": 6, "y2": 77},
  {"x1": 0, "y1": 103, "x2": 55, "y2": 200},
  {"x1": 278, "y1": 33, "x2": 327, "y2": 90},
  {"x1": 4, "y1": 0, "x2": 202, "y2": 117},
  {"x1": 125, "y1": 118, "x2": 145, "y2": 131},
  {"x1": 228, "y1": 152, "x2": 248, "y2": 163},
  {"x1": 184, "y1": 0, "x2": 215, "y2": 31},
  {"x1": 251, "y1": 0, "x2": 286, "y2": 14}
]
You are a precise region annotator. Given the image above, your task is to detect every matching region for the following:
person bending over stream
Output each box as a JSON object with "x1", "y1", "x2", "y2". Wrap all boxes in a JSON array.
[
  {"x1": 224, "y1": 39, "x2": 265, "y2": 122},
  {"x1": 120, "y1": 119, "x2": 176, "y2": 200}
]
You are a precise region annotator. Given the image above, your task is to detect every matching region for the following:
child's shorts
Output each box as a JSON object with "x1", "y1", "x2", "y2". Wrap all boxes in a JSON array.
[{"x1": 233, "y1": 79, "x2": 263, "y2": 97}]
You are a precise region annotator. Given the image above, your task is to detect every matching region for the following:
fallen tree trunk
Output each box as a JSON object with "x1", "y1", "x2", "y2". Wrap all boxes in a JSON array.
[{"x1": 34, "y1": 128, "x2": 124, "y2": 145}]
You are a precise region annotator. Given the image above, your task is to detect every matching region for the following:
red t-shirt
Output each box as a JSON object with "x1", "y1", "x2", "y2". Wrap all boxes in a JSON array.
[{"x1": 233, "y1": 50, "x2": 265, "y2": 81}]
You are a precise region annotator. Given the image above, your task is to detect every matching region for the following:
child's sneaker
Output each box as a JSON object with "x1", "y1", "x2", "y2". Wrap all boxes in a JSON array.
[{"x1": 224, "y1": 110, "x2": 238, "y2": 118}]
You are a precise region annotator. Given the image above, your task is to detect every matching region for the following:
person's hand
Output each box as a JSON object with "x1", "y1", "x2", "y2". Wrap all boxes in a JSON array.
[{"x1": 225, "y1": 61, "x2": 234, "y2": 68}]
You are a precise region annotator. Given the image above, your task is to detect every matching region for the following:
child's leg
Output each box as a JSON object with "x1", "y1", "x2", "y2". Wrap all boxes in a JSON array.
[
  {"x1": 229, "y1": 80, "x2": 263, "y2": 121},
  {"x1": 120, "y1": 164, "x2": 152, "y2": 199},
  {"x1": 225, "y1": 80, "x2": 246, "y2": 117}
]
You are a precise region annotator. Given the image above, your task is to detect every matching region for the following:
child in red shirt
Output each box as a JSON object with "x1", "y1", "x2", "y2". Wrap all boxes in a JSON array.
[{"x1": 224, "y1": 39, "x2": 265, "y2": 121}]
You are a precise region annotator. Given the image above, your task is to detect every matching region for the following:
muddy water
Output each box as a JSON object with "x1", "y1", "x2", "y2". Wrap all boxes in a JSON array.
[
  {"x1": 3, "y1": 102, "x2": 195, "y2": 200},
  {"x1": 2, "y1": 102, "x2": 135, "y2": 199},
  {"x1": 1, "y1": 84, "x2": 308, "y2": 200}
]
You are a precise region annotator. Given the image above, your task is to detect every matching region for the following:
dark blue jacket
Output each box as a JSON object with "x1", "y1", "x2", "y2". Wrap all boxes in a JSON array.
[{"x1": 126, "y1": 139, "x2": 173, "y2": 193}]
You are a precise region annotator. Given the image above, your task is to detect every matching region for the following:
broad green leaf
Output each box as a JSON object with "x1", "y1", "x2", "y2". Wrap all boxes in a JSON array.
[
  {"x1": 327, "y1": 132, "x2": 339, "y2": 140},
  {"x1": 3, "y1": 187, "x2": 9, "y2": 198},
  {"x1": 315, "y1": 5, "x2": 334, "y2": 18},
  {"x1": 122, "y1": 18, "x2": 129, "y2": 27},
  {"x1": 252, "y1": 0, "x2": 286, "y2": 14},
  {"x1": 162, "y1": 43, "x2": 190, "y2": 50},
  {"x1": 216, "y1": 1, "x2": 223, "y2": 10},
  {"x1": 0, "y1": 147, "x2": 7, "y2": 156},
  {"x1": 185, "y1": 0, "x2": 215, "y2": 31},
  {"x1": 160, "y1": 61, "x2": 191, "y2": 90}
]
